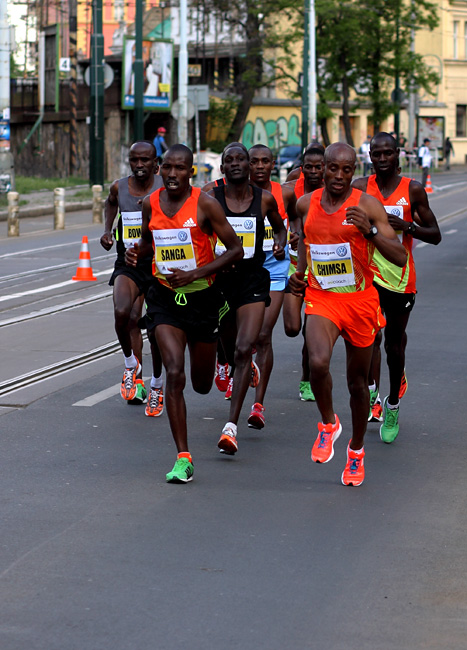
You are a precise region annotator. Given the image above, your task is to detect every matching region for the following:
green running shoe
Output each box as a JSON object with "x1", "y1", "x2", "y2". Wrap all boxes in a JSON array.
[
  {"x1": 299, "y1": 381, "x2": 315, "y2": 401},
  {"x1": 166, "y1": 457, "x2": 194, "y2": 483},
  {"x1": 128, "y1": 379, "x2": 147, "y2": 405},
  {"x1": 380, "y1": 396, "x2": 400, "y2": 444}
]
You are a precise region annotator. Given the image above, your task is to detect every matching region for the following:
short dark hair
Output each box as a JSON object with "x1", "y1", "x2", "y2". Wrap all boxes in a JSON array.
[
  {"x1": 165, "y1": 143, "x2": 194, "y2": 167},
  {"x1": 303, "y1": 142, "x2": 325, "y2": 162},
  {"x1": 370, "y1": 132, "x2": 398, "y2": 151},
  {"x1": 222, "y1": 142, "x2": 249, "y2": 163},
  {"x1": 249, "y1": 144, "x2": 273, "y2": 158}
]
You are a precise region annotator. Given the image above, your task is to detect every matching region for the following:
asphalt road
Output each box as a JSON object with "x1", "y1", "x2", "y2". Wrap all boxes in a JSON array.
[{"x1": 0, "y1": 182, "x2": 466, "y2": 650}]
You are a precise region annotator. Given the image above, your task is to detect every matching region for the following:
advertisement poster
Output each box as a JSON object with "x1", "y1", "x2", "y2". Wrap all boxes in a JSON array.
[
  {"x1": 122, "y1": 38, "x2": 173, "y2": 111},
  {"x1": 417, "y1": 116, "x2": 445, "y2": 149},
  {"x1": 0, "y1": 108, "x2": 10, "y2": 151}
]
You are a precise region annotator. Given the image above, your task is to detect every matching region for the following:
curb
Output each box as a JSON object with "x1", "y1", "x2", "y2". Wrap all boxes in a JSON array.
[{"x1": 0, "y1": 200, "x2": 94, "y2": 222}]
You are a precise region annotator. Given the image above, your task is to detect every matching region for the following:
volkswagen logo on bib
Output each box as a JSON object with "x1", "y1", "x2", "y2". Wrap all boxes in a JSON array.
[
  {"x1": 336, "y1": 245, "x2": 348, "y2": 257},
  {"x1": 244, "y1": 219, "x2": 254, "y2": 230},
  {"x1": 178, "y1": 231, "x2": 188, "y2": 242}
]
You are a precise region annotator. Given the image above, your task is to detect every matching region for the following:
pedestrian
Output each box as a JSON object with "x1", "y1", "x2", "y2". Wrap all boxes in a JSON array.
[
  {"x1": 360, "y1": 135, "x2": 372, "y2": 175},
  {"x1": 208, "y1": 142, "x2": 287, "y2": 456},
  {"x1": 125, "y1": 144, "x2": 243, "y2": 483},
  {"x1": 153, "y1": 127, "x2": 168, "y2": 161},
  {"x1": 444, "y1": 137, "x2": 454, "y2": 171},
  {"x1": 283, "y1": 142, "x2": 325, "y2": 402},
  {"x1": 247, "y1": 143, "x2": 297, "y2": 429},
  {"x1": 288, "y1": 142, "x2": 407, "y2": 486},
  {"x1": 100, "y1": 141, "x2": 164, "y2": 416},
  {"x1": 353, "y1": 132, "x2": 441, "y2": 441},
  {"x1": 418, "y1": 138, "x2": 432, "y2": 188}
]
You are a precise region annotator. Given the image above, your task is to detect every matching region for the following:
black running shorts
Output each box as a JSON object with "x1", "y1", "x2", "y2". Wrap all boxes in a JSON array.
[
  {"x1": 215, "y1": 263, "x2": 271, "y2": 311},
  {"x1": 109, "y1": 256, "x2": 154, "y2": 296},
  {"x1": 374, "y1": 283, "x2": 416, "y2": 316},
  {"x1": 145, "y1": 282, "x2": 229, "y2": 344}
]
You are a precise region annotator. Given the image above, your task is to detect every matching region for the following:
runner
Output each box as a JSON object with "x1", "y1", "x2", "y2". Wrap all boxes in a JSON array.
[
  {"x1": 353, "y1": 132, "x2": 441, "y2": 442},
  {"x1": 283, "y1": 143, "x2": 325, "y2": 401},
  {"x1": 289, "y1": 142, "x2": 407, "y2": 486},
  {"x1": 247, "y1": 144, "x2": 297, "y2": 428},
  {"x1": 125, "y1": 144, "x2": 243, "y2": 483},
  {"x1": 208, "y1": 143, "x2": 287, "y2": 455},
  {"x1": 100, "y1": 141, "x2": 164, "y2": 415}
]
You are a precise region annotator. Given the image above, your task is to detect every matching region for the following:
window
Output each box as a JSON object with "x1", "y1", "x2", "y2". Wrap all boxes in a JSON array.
[
  {"x1": 453, "y1": 21, "x2": 459, "y2": 59},
  {"x1": 456, "y1": 105, "x2": 466, "y2": 137},
  {"x1": 114, "y1": 0, "x2": 124, "y2": 23}
]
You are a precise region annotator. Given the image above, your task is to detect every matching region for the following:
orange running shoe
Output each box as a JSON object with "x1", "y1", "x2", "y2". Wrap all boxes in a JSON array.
[
  {"x1": 225, "y1": 377, "x2": 233, "y2": 400},
  {"x1": 247, "y1": 402, "x2": 265, "y2": 429},
  {"x1": 249, "y1": 360, "x2": 260, "y2": 388},
  {"x1": 218, "y1": 423, "x2": 238, "y2": 455},
  {"x1": 311, "y1": 415, "x2": 342, "y2": 463},
  {"x1": 215, "y1": 362, "x2": 230, "y2": 392},
  {"x1": 145, "y1": 386, "x2": 164, "y2": 417},
  {"x1": 120, "y1": 360, "x2": 141, "y2": 401},
  {"x1": 341, "y1": 444, "x2": 365, "y2": 486},
  {"x1": 369, "y1": 399, "x2": 383, "y2": 423},
  {"x1": 399, "y1": 369, "x2": 408, "y2": 399}
]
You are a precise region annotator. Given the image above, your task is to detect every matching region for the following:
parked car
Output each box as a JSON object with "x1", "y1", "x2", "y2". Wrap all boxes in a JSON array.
[{"x1": 273, "y1": 145, "x2": 302, "y2": 174}]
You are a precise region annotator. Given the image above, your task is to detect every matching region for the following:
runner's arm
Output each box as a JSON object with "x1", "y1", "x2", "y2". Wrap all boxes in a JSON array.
[
  {"x1": 100, "y1": 180, "x2": 119, "y2": 250},
  {"x1": 287, "y1": 194, "x2": 309, "y2": 297},
  {"x1": 408, "y1": 181, "x2": 442, "y2": 245},
  {"x1": 263, "y1": 192, "x2": 287, "y2": 259}
]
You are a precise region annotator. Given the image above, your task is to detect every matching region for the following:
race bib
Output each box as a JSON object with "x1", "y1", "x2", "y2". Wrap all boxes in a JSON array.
[
  {"x1": 309, "y1": 242, "x2": 355, "y2": 289},
  {"x1": 384, "y1": 205, "x2": 404, "y2": 242},
  {"x1": 152, "y1": 228, "x2": 196, "y2": 275},
  {"x1": 215, "y1": 216, "x2": 256, "y2": 259},
  {"x1": 121, "y1": 211, "x2": 142, "y2": 249},
  {"x1": 263, "y1": 217, "x2": 288, "y2": 252}
]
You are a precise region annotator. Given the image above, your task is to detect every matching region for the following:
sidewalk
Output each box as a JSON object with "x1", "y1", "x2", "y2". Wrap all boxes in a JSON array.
[{"x1": 0, "y1": 184, "x2": 102, "y2": 222}]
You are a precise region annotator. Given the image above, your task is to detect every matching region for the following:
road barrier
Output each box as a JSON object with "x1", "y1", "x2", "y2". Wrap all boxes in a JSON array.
[
  {"x1": 54, "y1": 187, "x2": 66, "y2": 229},
  {"x1": 92, "y1": 185, "x2": 103, "y2": 224},
  {"x1": 7, "y1": 191, "x2": 19, "y2": 237}
]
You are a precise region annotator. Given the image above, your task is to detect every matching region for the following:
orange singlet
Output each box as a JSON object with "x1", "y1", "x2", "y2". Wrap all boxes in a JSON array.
[
  {"x1": 149, "y1": 187, "x2": 217, "y2": 293},
  {"x1": 303, "y1": 187, "x2": 385, "y2": 347},
  {"x1": 294, "y1": 173, "x2": 305, "y2": 199}
]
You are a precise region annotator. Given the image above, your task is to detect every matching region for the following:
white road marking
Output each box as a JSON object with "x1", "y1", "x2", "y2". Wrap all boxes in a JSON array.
[
  {"x1": 445, "y1": 229, "x2": 458, "y2": 234},
  {"x1": 0, "y1": 240, "x2": 85, "y2": 259},
  {"x1": 73, "y1": 377, "x2": 151, "y2": 407},
  {"x1": 0, "y1": 269, "x2": 112, "y2": 303}
]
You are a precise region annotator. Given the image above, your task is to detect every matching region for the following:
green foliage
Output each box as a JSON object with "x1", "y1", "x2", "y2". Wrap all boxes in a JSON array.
[
  {"x1": 15, "y1": 176, "x2": 88, "y2": 193},
  {"x1": 10, "y1": 54, "x2": 22, "y2": 79},
  {"x1": 206, "y1": 96, "x2": 240, "y2": 152}
]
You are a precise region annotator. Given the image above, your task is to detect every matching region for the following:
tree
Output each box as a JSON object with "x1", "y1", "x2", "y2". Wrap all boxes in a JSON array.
[
  {"x1": 200, "y1": 0, "x2": 303, "y2": 142},
  {"x1": 315, "y1": 0, "x2": 440, "y2": 143}
]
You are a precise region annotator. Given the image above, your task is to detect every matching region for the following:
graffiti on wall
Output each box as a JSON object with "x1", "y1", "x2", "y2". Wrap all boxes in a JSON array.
[{"x1": 241, "y1": 114, "x2": 301, "y2": 150}]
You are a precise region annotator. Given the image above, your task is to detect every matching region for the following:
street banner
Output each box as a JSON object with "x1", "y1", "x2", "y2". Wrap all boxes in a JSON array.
[{"x1": 122, "y1": 38, "x2": 173, "y2": 111}]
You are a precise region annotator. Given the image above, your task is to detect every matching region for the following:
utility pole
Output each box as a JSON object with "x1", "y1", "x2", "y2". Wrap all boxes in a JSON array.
[
  {"x1": 301, "y1": 0, "x2": 309, "y2": 150},
  {"x1": 69, "y1": 0, "x2": 78, "y2": 175},
  {"x1": 89, "y1": 0, "x2": 104, "y2": 186},
  {"x1": 133, "y1": 0, "x2": 144, "y2": 141},
  {"x1": 309, "y1": 0, "x2": 317, "y2": 141},
  {"x1": 0, "y1": 0, "x2": 14, "y2": 191},
  {"x1": 178, "y1": 0, "x2": 188, "y2": 145}
]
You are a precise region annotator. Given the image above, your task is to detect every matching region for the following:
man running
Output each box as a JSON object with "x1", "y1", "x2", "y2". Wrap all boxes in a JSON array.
[
  {"x1": 246, "y1": 144, "x2": 297, "y2": 429},
  {"x1": 283, "y1": 143, "x2": 325, "y2": 401},
  {"x1": 289, "y1": 142, "x2": 407, "y2": 486},
  {"x1": 125, "y1": 144, "x2": 243, "y2": 483},
  {"x1": 353, "y1": 132, "x2": 441, "y2": 442},
  {"x1": 100, "y1": 141, "x2": 164, "y2": 415},
  {"x1": 208, "y1": 143, "x2": 287, "y2": 455}
]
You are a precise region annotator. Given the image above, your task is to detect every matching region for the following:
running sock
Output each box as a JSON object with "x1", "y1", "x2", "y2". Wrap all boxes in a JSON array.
[
  {"x1": 350, "y1": 446, "x2": 364, "y2": 455},
  {"x1": 124, "y1": 352, "x2": 138, "y2": 368},
  {"x1": 387, "y1": 401, "x2": 400, "y2": 410},
  {"x1": 151, "y1": 374, "x2": 163, "y2": 389},
  {"x1": 178, "y1": 452, "x2": 193, "y2": 463},
  {"x1": 369, "y1": 382, "x2": 377, "y2": 392}
]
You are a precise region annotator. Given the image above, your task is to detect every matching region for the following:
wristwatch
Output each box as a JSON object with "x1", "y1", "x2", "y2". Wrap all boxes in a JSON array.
[
  {"x1": 406, "y1": 222, "x2": 417, "y2": 235},
  {"x1": 364, "y1": 225, "x2": 378, "y2": 239}
]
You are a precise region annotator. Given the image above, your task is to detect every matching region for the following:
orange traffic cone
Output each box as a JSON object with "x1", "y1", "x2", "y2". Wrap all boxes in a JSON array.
[
  {"x1": 72, "y1": 236, "x2": 97, "y2": 281},
  {"x1": 425, "y1": 174, "x2": 433, "y2": 193}
]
